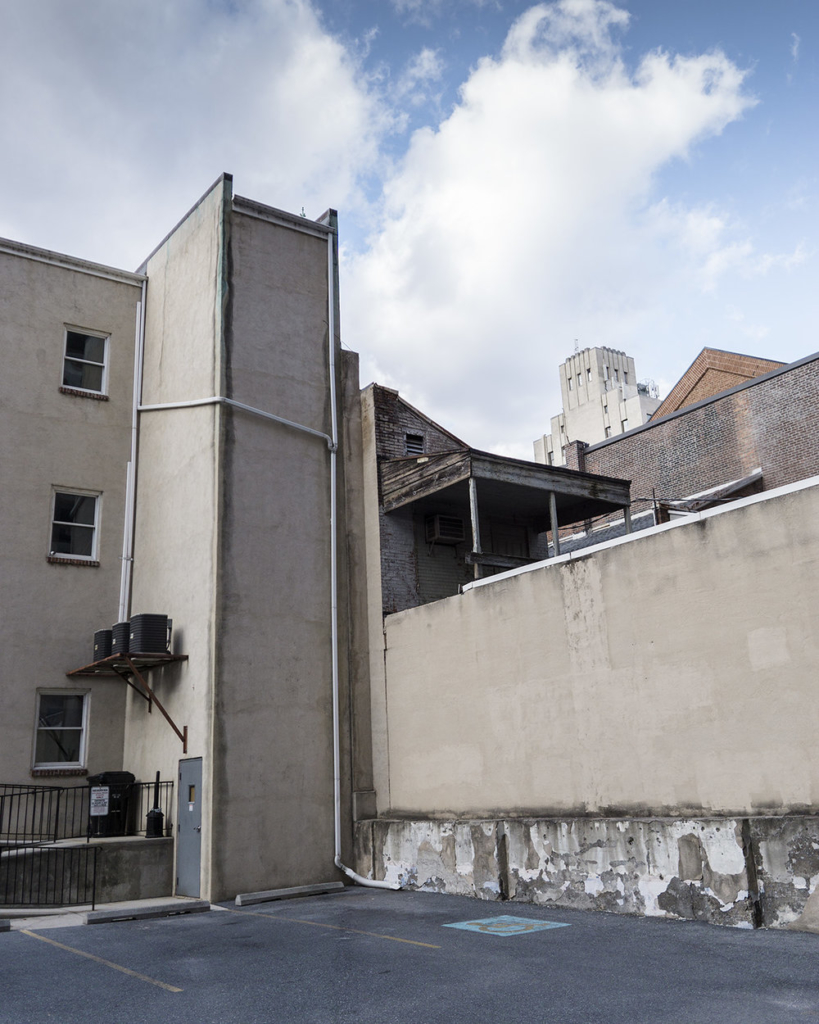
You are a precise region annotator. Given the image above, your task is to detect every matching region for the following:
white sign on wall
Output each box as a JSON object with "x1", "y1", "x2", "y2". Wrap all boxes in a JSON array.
[{"x1": 89, "y1": 786, "x2": 110, "y2": 817}]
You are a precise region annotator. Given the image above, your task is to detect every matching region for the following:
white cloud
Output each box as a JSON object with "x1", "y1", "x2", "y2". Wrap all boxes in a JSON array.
[
  {"x1": 393, "y1": 47, "x2": 445, "y2": 107},
  {"x1": 0, "y1": 0, "x2": 389, "y2": 268},
  {"x1": 391, "y1": 0, "x2": 496, "y2": 27},
  {"x1": 647, "y1": 201, "x2": 811, "y2": 291},
  {"x1": 787, "y1": 30, "x2": 800, "y2": 83},
  {"x1": 344, "y1": 0, "x2": 757, "y2": 454},
  {"x1": 724, "y1": 306, "x2": 769, "y2": 342}
]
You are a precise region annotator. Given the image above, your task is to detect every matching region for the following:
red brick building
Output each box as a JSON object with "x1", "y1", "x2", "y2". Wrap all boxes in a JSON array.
[{"x1": 564, "y1": 349, "x2": 819, "y2": 527}]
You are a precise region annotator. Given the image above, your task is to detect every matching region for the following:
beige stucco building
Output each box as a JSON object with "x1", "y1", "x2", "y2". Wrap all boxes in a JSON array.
[{"x1": 0, "y1": 176, "x2": 372, "y2": 903}]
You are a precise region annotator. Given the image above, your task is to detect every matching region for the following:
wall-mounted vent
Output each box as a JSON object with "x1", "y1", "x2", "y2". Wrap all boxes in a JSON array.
[
  {"x1": 425, "y1": 515, "x2": 465, "y2": 545},
  {"x1": 405, "y1": 433, "x2": 424, "y2": 455}
]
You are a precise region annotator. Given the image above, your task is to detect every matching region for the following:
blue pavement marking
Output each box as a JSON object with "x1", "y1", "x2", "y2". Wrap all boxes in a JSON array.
[{"x1": 443, "y1": 915, "x2": 570, "y2": 936}]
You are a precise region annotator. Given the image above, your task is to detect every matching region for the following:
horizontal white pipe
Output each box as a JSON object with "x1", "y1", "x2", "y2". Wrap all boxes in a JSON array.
[{"x1": 138, "y1": 395, "x2": 335, "y2": 449}]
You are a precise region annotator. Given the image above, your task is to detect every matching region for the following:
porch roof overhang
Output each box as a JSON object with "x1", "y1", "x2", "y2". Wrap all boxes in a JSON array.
[{"x1": 380, "y1": 448, "x2": 631, "y2": 526}]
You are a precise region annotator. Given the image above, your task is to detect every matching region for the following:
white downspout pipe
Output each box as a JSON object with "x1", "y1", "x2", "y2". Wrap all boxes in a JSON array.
[
  {"x1": 119, "y1": 281, "x2": 146, "y2": 621},
  {"x1": 326, "y1": 231, "x2": 399, "y2": 891}
]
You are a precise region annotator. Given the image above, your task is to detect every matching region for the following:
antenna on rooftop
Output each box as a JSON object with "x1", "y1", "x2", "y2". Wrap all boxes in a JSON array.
[{"x1": 574, "y1": 338, "x2": 580, "y2": 354}]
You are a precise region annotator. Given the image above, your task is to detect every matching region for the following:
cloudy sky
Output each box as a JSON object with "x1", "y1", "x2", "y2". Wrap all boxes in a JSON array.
[{"x1": 1, "y1": 0, "x2": 816, "y2": 456}]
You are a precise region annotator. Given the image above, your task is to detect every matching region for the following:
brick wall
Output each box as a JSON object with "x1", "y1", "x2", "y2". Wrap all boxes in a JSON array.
[
  {"x1": 582, "y1": 355, "x2": 819, "y2": 505},
  {"x1": 379, "y1": 506, "x2": 420, "y2": 616},
  {"x1": 652, "y1": 349, "x2": 785, "y2": 419},
  {"x1": 372, "y1": 386, "x2": 466, "y2": 461},
  {"x1": 372, "y1": 386, "x2": 469, "y2": 614}
]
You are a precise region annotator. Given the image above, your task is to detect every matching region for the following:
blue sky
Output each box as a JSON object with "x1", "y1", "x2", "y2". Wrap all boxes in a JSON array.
[{"x1": 1, "y1": 0, "x2": 816, "y2": 456}]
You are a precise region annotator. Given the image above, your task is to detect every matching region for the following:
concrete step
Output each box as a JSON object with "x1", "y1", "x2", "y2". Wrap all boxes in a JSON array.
[{"x1": 235, "y1": 881, "x2": 345, "y2": 907}]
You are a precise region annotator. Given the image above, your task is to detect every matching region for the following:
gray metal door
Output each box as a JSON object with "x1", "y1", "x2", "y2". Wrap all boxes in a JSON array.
[{"x1": 177, "y1": 758, "x2": 202, "y2": 897}]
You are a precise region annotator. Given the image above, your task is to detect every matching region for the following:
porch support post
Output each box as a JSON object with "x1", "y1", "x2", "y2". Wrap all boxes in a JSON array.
[
  {"x1": 549, "y1": 491, "x2": 561, "y2": 557},
  {"x1": 624, "y1": 504, "x2": 632, "y2": 534},
  {"x1": 469, "y1": 476, "x2": 482, "y2": 579}
]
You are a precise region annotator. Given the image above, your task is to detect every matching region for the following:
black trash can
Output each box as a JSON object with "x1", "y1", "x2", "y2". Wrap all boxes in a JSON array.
[{"x1": 87, "y1": 771, "x2": 136, "y2": 837}]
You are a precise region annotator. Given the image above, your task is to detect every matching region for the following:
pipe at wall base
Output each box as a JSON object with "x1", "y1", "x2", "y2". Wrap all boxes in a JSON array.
[{"x1": 334, "y1": 856, "x2": 401, "y2": 891}]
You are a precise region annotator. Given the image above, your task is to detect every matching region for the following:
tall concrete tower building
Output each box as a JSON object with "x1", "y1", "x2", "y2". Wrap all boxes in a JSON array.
[{"x1": 534, "y1": 346, "x2": 660, "y2": 466}]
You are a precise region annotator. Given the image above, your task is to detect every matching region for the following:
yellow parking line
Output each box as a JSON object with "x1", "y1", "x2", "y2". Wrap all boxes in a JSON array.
[
  {"x1": 21, "y1": 930, "x2": 183, "y2": 992},
  {"x1": 224, "y1": 906, "x2": 440, "y2": 949}
]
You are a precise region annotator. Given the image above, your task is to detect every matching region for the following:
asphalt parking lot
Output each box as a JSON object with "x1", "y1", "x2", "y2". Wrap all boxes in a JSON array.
[{"x1": 2, "y1": 888, "x2": 818, "y2": 1024}]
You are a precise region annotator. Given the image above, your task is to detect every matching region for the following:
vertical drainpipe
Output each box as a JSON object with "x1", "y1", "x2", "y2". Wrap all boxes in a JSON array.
[
  {"x1": 119, "y1": 280, "x2": 147, "y2": 621},
  {"x1": 326, "y1": 221, "x2": 398, "y2": 890}
]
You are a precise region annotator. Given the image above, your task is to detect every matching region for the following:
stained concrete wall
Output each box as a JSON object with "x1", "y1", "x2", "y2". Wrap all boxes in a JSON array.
[
  {"x1": 211, "y1": 203, "x2": 350, "y2": 899},
  {"x1": 127, "y1": 186, "x2": 365, "y2": 901},
  {"x1": 127, "y1": 176, "x2": 230, "y2": 899},
  {"x1": 364, "y1": 479, "x2": 819, "y2": 929},
  {"x1": 0, "y1": 242, "x2": 141, "y2": 784},
  {"x1": 376, "y1": 479, "x2": 819, "y2": 820},
  {"x1": 0, "y1": 837, "x2": 173, "y2": 906}
]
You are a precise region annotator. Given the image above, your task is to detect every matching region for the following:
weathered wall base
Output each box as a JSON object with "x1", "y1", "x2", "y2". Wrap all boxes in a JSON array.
[{"x1": 355, "y1": 817, "x2": 819, "y2": 933}]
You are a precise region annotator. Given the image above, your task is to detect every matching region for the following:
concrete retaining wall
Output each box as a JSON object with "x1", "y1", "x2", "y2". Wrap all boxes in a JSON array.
[
  {"x1": 356, "y1": 816, "x2": 819, "y2": 933},
  {"x1": 0, "y1": 837, "x2": 173, "y2": 908}
]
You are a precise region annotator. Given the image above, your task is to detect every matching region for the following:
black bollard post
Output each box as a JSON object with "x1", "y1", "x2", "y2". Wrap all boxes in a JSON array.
[{"x1": 145, "y1": 770, "x2": 165, "y2": 838}]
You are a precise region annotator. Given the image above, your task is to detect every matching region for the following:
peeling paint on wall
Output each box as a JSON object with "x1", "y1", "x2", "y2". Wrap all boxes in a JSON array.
[
  {"x1": 751, "y1": 817, "x2": 819, "y2": 932},
  {"x1": 357, "y1": 816, "x2": 819, "y2": 932}
]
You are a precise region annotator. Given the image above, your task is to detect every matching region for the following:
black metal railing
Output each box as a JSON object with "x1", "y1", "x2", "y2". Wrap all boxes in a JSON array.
[
  {"x1": 0, "y1": 780, "x2": 174, "y2": 844},
  {"x1": 0, "y1": 843, "x2": 98, "y2": 908},
  {"x1": 0, "y1": 784, "x2": 88, "y2": 843},
  {"x1": 131, "y1": 780, "x2": 174, "y2": 837}
]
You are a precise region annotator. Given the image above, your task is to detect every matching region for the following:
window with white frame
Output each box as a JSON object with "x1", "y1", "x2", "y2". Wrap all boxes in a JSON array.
[
  {"x1": 50, "y1": 491, "x2": 99, "y2": 559},
  {"x1": 34, "y1": 692, "x2": 88, "y2": 767},
  {"x1": 62, "y1": 329, "x2": 108, "y2": 394}
]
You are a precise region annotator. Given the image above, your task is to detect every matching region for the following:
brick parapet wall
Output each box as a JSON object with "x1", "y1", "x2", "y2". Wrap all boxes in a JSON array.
[
  {"x1": 583, "y1": 357, "x2": 819, "y2": 503},
  {"x1": 652, "y1": 350, "x2": 785, "y2": 419},
  {"x1": 563, "y1": 440, "x2": 587, "y2": 472}
]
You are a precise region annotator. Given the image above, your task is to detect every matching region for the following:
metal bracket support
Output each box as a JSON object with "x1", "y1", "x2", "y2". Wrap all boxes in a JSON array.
[{"x1": 122, "y1": 656, "x2": 188, "y2": 753}]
